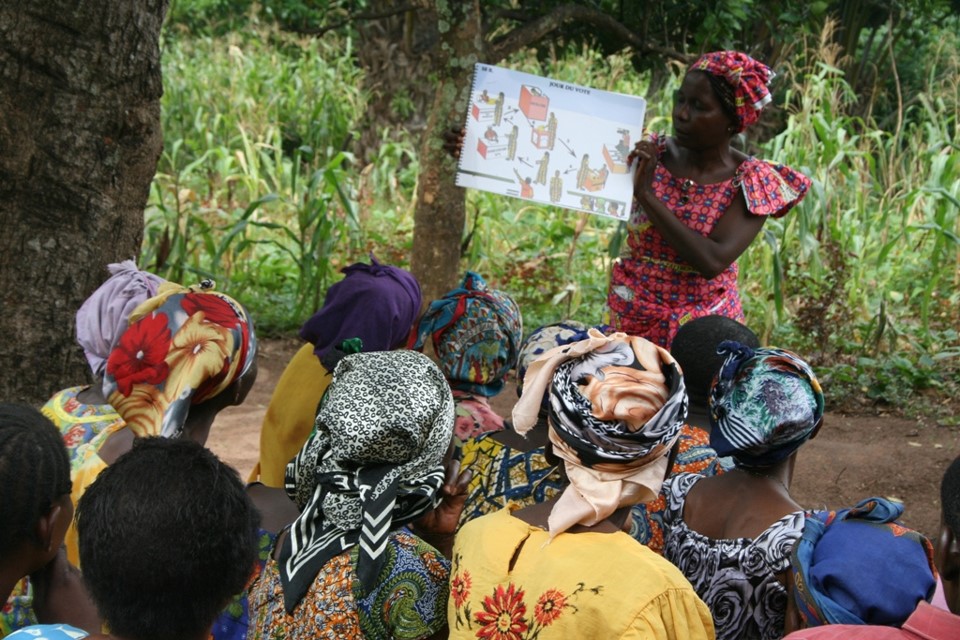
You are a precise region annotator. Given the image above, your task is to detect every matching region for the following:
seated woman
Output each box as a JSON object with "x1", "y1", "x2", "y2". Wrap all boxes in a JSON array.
[
  {"x1": 784, "y1": 497, "x2": 944, "y2": 638},
  {"x1": 6, "y1": 437, "x2": 260, "y2": 640},
  {"x1": 0, "y1": 404, "x2": 97, "y2": 637},
  {"x1": 62, "y1": 279, "x2": 258, "y2": 566},
  {"x1": 411, "y1": 271, "x2": 522, "y2": 443},
  {"x1": 629, "y1": 314, "x2": 760, "y2": 552},
  {"x1": 246, "y1": 351, "x2": 467, "y2": 639},
  {"x1": 42, "y1": 261, "x2": 164, "y2": 450},
  {"x1": 449, "y1": 330, "x2": 715, "y2": 638},
  {"x1": 661, "y1": 342, "x2": 823, "y2": 640},
  {"x1": 252, "y1": 255, "x2": 421, "y2": 486},
  {"x1": 457, "y1": 320, "x2": 588, "y2": 526}
]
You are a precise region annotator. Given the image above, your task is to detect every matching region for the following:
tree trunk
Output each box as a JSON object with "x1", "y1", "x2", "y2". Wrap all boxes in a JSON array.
[
  {"x1": 0, "y1": 1, "x2": 168, "y2": 404},
  {"x1": 410, "y1": 0, "x2": 483, "y2": 304}
]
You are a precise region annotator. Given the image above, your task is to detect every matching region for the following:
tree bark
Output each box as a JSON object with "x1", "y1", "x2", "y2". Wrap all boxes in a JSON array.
[
  {"x1": 0, "y1": 1, "x2": 168, "y2": 404},
  {"x1": 410, "y1": 0, "x2": 484, "y2": 304}
]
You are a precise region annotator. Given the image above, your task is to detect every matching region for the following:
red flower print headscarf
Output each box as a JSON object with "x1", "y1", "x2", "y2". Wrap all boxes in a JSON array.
[
  {"x1": 103, "y1": 281, "x2": 257, "y2": 438},
  {"x1": 689, "y1": 51, "x2": 774, "y2": 132}
]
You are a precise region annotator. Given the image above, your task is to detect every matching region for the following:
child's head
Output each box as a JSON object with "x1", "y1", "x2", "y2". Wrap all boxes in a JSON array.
[
  {"x1": 0, "y1": 404, "x2": 72, "y2": 572},
  {"x1": 789, "y1": 497, "x2": 936, "y2": 629},
  {"x1": 299, "y1": 255, "x2": 422, "y2": 360},
  {"x1": 412, "y1": 271, "x2": 522, "y2": 397},
  {"x1": 669, "y1": 315, "x2": 759, "y2": 408},
  {"x1": 938, "y1": 456, "x2": 960, "y2": 614},
  {"x1": 76, "y1": 437, "x2": 259, "y2": 640},
  {"x1": 708, "y1": 342, "x2": 823, "y2": 469}
]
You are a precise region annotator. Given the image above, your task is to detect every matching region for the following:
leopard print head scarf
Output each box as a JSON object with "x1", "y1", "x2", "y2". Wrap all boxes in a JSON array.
[{"x1": 278, "y1": 350, "x2": 454, "y2": 612}]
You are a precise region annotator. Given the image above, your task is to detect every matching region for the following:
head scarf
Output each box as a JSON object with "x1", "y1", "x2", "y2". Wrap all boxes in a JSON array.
[
  {"x1": 515, "y1": 320, "x2": 590, "y2": 401},
  {"x1": 709, "y1": 341, "x2": 823, "y2": 469},
  {"x1": 791, "y1": 497, "x2": 936, "y2": 627},
  {"x1": 76, "y1": 261, "x2": 165, "y2": 379},
  {"x1": 279, "y1": 350, "x2": 454, "y2": 612},
  {"x1": 299, "y1": 254, "x2": 421, "y2": 360},
  {"x1": 513, "y1": 329, "x2": 686, "y2": 537},
  {"x1": 102, "y1": 281, "x2": 257, "y2": 439},
  {"x1": 411, "y1": 271, "x2": 522, "y2": 397},
  {"x1": 689, "y1": 51, "x2": 774, "y2": 132}
]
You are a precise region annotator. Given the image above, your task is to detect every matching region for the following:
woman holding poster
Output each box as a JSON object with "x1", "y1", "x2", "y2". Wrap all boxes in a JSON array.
[{"x1": 608, "y1": 51, "x2": 810, "y2": 347}]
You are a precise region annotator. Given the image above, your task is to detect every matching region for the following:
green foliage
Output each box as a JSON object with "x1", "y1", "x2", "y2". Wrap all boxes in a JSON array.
[{"x1": 148, "y1": 16, "x2": 959, "y2": 409}]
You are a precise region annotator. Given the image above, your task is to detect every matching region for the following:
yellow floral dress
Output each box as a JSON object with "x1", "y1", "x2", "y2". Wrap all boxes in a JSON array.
[{"x1": 448, "y1": 508, "x2": 715, "y2": 639}]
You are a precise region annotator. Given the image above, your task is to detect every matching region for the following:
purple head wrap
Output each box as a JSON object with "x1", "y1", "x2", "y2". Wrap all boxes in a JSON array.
[
  {"x1": 75, "y1": 261, "x2": 165, "y2": 379},
  {"x1": 299, "y1": 255, "x2": 422, "y2": 360}
]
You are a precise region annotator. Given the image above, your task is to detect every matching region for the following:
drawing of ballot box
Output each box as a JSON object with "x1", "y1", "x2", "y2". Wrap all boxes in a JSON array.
[
  {"x1": 531, "y1": 125, "x2": 551, "y2": 149},
  {"x1": 602, "y1": 143, "x2": 630, "y2": 173},
  {"x1": 519, "y1": 85, "x2": 549, "y2": 121},
  {"x1": 477, "y1": 138, "x2": 508, "y2": 160},
  {"x1": 471, "y1": 101, "x2": 498, "y2": 123}
]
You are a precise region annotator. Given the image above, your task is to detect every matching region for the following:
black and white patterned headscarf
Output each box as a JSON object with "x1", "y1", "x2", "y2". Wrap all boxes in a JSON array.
[{"x1": 277, "y1": 350, "x2": 454, "y2": 612}]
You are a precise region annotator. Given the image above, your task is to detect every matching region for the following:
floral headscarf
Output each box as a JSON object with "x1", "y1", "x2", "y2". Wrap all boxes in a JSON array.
[
  {"x1": 689, "y1": 50, "x2": 774, "y2": 132},
  {"x1": 411, "y1": 271, "x2": 522, "y2": 397},
  {"x1": 279, "y1": 351, "x2": 454, "y2": 612},
  {"x1": 791, "y1": 497, "x2": 936, "y2": 627},
  {"x1": 299, "y1": 254, "x2": 421, "y2": 360},
  {"x1": 709, "y1": 341, "x2": 823, "y2": 469},
  {"x1": 76, "y1": 261, "x2": 165, "y2": 379},
  {"x1": 102, "y1": 281, "x2": 257, "y2": 439},
  {"x1": 513, "y1": 329, "x2": 687, "y2": 537}
]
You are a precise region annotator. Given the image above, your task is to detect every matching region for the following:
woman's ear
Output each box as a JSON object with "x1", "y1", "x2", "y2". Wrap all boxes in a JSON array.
[{"x1": 35, "y1": 495, "x2": 73, "y2": 558}]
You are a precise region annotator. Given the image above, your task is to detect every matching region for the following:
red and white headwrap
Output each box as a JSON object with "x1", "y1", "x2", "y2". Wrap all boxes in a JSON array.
[{"x1": 690, "y1": 50, "x2": 774, "y2": 132}]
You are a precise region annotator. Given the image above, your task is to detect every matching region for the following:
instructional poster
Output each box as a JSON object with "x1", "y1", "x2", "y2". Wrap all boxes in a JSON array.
[{"x1": 455, "y1": 63, "x2": 646, "y2": 221}]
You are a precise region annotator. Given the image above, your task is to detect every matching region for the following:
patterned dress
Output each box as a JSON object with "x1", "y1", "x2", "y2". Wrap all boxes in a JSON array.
[
  {"x1": 662, "y1": 473, "x2": 804, "y2": 640},
  {"x1": 41, "y1": 387, "x2": 124, "y2": 451},
  {"x1": 448, "y1": 507, "x2": 715, "y2": 639},
  {"x1": 608, "y1": 133, "x2": 810, "y2": 347},
  {"x1": 452, "y1": 391, "x2": 505, "y2": 442},
  {"x1": 247, "y1": 529, "x2": 449, "y2": 639}
]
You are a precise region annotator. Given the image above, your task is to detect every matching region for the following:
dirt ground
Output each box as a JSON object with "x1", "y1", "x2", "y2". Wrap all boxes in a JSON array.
[{"x1": 208, "y1": 338, "x2": 960, "y2": 538}]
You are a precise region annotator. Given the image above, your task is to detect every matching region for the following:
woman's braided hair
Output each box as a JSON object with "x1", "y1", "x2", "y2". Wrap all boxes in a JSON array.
[{"x1": 0, "y1": 403, "x2": 71, "y2": 559}]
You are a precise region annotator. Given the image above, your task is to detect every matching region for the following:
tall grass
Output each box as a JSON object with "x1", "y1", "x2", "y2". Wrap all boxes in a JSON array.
[{"x1": 146, "y1": 24, "x2": 959, "y2": 406}]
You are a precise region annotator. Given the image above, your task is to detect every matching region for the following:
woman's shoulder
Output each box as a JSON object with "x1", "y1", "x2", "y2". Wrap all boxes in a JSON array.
[{"x1": 737, "y1": 157, "x2": 812, "y2": 217}]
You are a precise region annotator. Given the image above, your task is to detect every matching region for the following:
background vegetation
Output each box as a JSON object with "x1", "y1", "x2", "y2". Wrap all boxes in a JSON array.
[{"x1": 147, "y1": 1, "x2": 959, "y2": 413}]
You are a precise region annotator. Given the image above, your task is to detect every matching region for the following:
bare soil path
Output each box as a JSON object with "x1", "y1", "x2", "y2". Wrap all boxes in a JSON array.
[{"x1": 208, "y1": 338, "x2": 960, "y2": 538}]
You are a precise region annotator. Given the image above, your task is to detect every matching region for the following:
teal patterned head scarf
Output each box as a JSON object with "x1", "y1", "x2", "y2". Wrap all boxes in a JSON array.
[
  {"x1": 709, "y1": 341, "x2": 823, "y2": 469},
  {"x1": 411, "y1": 272, "x2": 522, "y2": 397}
]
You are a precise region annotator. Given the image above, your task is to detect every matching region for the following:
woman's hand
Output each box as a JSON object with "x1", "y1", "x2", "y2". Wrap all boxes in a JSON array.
[
  {"x1": 412, "y1": 457, "x2": 472, "y2": 557},
  {"x1": 629, "y1": 140, "x2": 658, "y2": 204},
  {"x1": 442, "y1": 126, "x2": 466, "y2": 161}
]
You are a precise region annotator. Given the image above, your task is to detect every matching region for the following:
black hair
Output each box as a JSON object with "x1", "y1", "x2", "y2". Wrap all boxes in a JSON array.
[
  {"x1": 942, "y1": 456, "x2": 960, "y2": 533},
  {"x1": 0, "y1": 403, "x2": 71, "y2": 561},
  {"x1": 670, "y1": 316, "x2": 760, "y2": 405},
  {"x1": 76, "y1": 437, "x2": 260, "y2": 640},
  {"x1": 691, "y1": 69, "x2": 739, "y2": 130}
]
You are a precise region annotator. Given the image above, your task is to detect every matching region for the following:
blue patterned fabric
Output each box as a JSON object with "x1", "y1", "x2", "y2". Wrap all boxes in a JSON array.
[
  {"x1": 412, "y1": 272, "x2": 522, "y2": 397},
  {"x1": 4, "y1": 624, "x2": 88, "y2": 639},
  {"x1": 709, "y1": 341, "x2": 824, "y2": 468}
]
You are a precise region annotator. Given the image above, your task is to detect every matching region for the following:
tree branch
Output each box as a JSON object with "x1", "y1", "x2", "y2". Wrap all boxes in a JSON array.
[
  {"x1": 285, "y1": 4, "x2": 418, "y2": 37},
  {"x1": 486, "y1": 3, "x2": 691, "y2": 65}
]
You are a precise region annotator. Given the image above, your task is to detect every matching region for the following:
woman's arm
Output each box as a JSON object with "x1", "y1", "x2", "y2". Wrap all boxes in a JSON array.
[{"x1": 632, "y1": 141, "x2": 767, "y2": 279}]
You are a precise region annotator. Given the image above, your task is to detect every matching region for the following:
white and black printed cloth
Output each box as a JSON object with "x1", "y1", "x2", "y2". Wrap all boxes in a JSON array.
[
  {"x1": 277, "y1": 350, "x2": 454, "y2": 612},
  {"x1": 662, "y1": 472, "x2": 804, "y2": 640}
]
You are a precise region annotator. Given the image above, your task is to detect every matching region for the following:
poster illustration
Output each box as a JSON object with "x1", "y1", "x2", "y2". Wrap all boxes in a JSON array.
[{"x1": 455, "y1": 63, "x2": 646, "y2": 221}]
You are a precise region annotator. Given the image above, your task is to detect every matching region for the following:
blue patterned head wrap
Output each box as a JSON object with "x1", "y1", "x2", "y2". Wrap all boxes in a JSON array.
[
  {"x1": 790, "y1": 497, "x2": 936, "y2": 627},
  {"x1": 515, "y1": 321, "x2": 590, "y2": 401},
  {"x1": 709, "y1": 341, "x2": 823, "y2": 468},
  {"x1": 411, "y1": 272, "x2": 522, "y2": 397}
]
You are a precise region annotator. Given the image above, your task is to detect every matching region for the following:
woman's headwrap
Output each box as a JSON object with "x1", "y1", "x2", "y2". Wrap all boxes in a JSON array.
[
  {"x1": 278, "y1": 351, "x2": 454, "y2": 612},
  {"x1": 299, "y1": 254, "x2": 421, "y2": 360},
  {"x1": 790, "y1": 497, "x2": 936, "y2": 627},
  {"x1": 689, "y1": 50, "x2": 774, "y2": 132},
  {"x1": 709, "y1": 341, "x2": 823, "y2": 469},
  {"x1": 411, "y1": 271, "x2": 522, "y2": 397},
  {"x1": 76, "y1": 261, "x2": 165, "y2": 379},
  {"x1": 513, "y1": 329, "x2": 686, "y2": 538},
  {"x1": 102, "y1": 281, "x2": 257, "y2": 439},
  {"x1": 515, "y1": 320, "x2": 590, "y2": 402}
]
